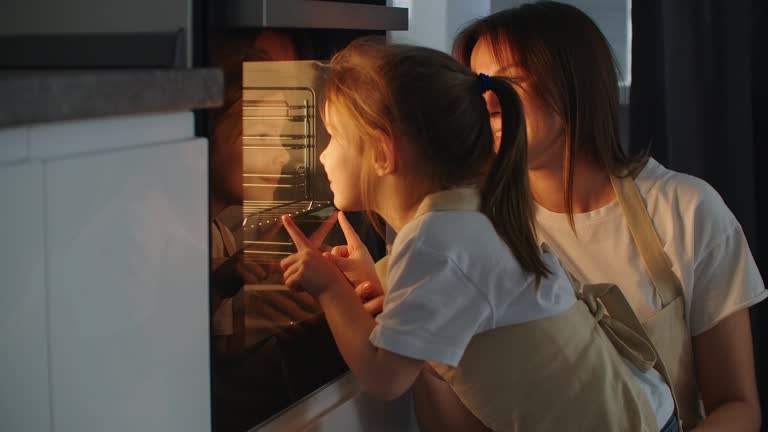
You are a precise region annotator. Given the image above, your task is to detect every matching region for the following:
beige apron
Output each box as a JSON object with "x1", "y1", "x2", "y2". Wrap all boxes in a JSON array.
[
  {"x1": 377, "y1": 188, "x2": 669, "y2": 431},
  {"x1": 609, "y1": 174, "x2": 704, "y2": 429}
]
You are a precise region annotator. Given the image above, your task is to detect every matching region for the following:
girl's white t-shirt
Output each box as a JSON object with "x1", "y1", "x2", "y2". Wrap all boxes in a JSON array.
[
  {"x1": 369, "y1": 202, "x2": 674, "y2": 428},
  {"x1": 534, "y1": 158, "x2": 768, "y2": 337}
]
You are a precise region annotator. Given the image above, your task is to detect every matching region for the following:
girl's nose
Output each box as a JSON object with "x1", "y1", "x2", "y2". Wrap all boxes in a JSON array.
[{"x1": 275, "y1": 146, "x2": 290, "y2": 166}]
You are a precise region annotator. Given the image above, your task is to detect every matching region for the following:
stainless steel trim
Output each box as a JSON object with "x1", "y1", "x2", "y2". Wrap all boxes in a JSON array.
[
  {"x1": 242, "y1": 134, "x2": 311, "y2": 140},
  {"x1": 217, "y1": 0, "x2": 408, "y2": 30},
  {"x1": 243, "y1": 105, "x2": 308, "y2": 110},
  {"x1": 243, "y1": 174, "x2": 300, "y2": 178},
  {"x1": 245, "y1": 241, "x2": 293, "y2": 245},
  {"x1": 243, "y1": 144, "x2": 309, "y2": 149},
  {"x1": 243, "y1": 184, "x2": 299, "y2": 188},
  {"x1": 249, "y1": 372, "x2": 360, "y2": 432}
]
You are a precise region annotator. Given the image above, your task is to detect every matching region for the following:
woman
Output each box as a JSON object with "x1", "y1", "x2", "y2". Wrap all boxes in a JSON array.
[{"x1": 407, "y1": 2, "x2": 764, "y2": 431}]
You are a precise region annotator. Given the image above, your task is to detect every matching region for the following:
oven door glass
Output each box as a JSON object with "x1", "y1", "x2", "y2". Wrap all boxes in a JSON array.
[{"x1": 210, "y1": 59, "x2": 384, "y2": 432}]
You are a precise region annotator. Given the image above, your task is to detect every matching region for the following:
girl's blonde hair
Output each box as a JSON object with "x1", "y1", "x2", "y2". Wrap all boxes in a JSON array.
[{"x1": 326, "y1": 38, "x2": 550, "y2": 281}]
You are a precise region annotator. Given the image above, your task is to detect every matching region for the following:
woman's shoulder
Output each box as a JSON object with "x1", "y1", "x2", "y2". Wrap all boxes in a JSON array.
[
  {"x1": 637, "y1": 159, "x2": 718, "y2": 201},
  {"x1": 636, "y1": 158, "x2": 740, "y2": 237}
]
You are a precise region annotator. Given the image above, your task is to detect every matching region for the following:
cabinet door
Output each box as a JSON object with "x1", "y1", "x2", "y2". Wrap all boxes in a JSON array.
[
  {"x1": 45, "y1": 138, "x2": 210, "y2": 432},
  {"x1": 0, "y1": 162, "x2": 51, "y2": 432}
]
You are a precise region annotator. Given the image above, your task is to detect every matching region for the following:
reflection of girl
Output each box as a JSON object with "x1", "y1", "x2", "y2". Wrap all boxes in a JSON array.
[
  {"x1": 242, "y1": 98, "x2": 292, "y2": 203},
  {"x1": 209, "y1": 30, "x2": 300, "y2": 350},
  {"x1": 212, "y1": 94, "x2": 294, "y2": 347},
  {"x1": 279, "y1": 40, "x2": 676, "y2": 431},
  {"x1": 214, "y1": 97, "x2": 291, "y2": 210}
]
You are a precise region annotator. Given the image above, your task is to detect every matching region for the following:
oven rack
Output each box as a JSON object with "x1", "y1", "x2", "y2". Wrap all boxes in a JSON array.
[{"x1": 239, "y1": 200, "x2": 334, "y2": 262}]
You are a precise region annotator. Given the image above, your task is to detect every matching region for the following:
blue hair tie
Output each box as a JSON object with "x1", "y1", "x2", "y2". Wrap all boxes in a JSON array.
[{"x1": 478, "y1": 73, "x2": 491, "y2": 93}]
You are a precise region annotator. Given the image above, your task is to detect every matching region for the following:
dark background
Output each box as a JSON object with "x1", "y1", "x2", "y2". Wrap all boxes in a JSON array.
[{"x1": 630, "y1": 1, "x2": 767, "y2": 428}]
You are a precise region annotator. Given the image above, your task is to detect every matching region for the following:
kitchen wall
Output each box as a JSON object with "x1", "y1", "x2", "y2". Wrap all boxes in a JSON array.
[
  {"x1": 388, "y1": 0, "x2": 491, "y2": 53},
  {"x1": 490, "y1": 0, "x2": 631, "y2": 84}
]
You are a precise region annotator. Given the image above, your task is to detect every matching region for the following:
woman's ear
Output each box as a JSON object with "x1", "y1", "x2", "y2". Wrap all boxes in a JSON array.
[{"x1": 372, "y1": 132, "x2": 397, "y2": 176}]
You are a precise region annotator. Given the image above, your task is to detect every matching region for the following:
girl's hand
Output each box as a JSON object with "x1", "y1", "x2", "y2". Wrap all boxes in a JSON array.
[
  {"x1": 280, "y1": 215, "x2": 350, "y2": 297},
  {"x1": 353, "y1": 281, "x2": 385, "y2": 316},
  {"x1": 324, "y1": 212, "x2": 382, "y2": 289}
]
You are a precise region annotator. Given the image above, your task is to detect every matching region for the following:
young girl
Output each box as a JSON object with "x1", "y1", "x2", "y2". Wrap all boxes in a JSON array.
[{"x1": 279, "y1": 39, "x2": 676, "y2": 431}]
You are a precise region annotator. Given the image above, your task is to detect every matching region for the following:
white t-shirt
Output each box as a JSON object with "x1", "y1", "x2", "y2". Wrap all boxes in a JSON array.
[
  {"x1": 535, "y1": 158, "x2": 767, "y2": 336},
  {"x1": 369, "y1": 201, "x2": 674, "y2": 428}
]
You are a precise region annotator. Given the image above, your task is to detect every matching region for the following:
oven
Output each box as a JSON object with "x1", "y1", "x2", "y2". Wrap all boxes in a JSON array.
[{"x1": 199, "y1": 2, "x2": 411, "y2": 431}]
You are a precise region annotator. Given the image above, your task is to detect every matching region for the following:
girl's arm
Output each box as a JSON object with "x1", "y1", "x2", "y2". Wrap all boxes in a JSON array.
[
  {"x1": 316, "y1": 280, "x2": 424, "y2": 400},
  {"x1": 691, "y1": 309, "x2": 761, "y2": 431},
  {"x1": 280, "y1": 214, "x2": 423, "y2": 400}
]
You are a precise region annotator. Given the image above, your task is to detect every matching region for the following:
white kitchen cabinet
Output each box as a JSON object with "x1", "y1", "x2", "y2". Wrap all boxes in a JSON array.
[
  {"x1": 0, "y1": 111, "x2": 210, "y2": 432},
  {"x1": 0, "y1": 160, "x2": 50, "y2": 432}
]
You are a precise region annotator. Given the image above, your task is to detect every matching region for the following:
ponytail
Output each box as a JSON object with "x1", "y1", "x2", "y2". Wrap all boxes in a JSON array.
[{"x1": 480, "y1": 76, "x2": 551, "y2": 282}]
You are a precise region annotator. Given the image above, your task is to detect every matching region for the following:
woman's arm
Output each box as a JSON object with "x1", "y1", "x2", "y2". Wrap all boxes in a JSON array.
[{"x1": 691, "y1": 309, "x2": 761, "y2": 431}]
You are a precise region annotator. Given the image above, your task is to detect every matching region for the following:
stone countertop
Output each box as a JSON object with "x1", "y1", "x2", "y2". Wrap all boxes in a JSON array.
[{"x1": 0, "y1": 68, "x2": 223, "y2": 127}]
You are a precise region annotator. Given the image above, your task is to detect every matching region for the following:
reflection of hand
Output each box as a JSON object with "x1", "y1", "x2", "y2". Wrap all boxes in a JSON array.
[
  {"x1": 280, "y1": 214, "x2": 351, "y2": 297},
  {"x1": 307, "y1": 210, "x2": 339, "y2": 252},
  {"x1": 323, "y1": 212, "x2": 381, "y2": 289},
  {"x1": 247, "y1": 289, "x2": 321, "y2": 332},
  {"x1": 211, "y1": 250, "x2": 270, "y2": 298}
]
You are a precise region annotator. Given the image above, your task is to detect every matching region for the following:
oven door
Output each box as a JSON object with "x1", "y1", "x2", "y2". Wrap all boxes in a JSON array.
[
  {"x1": 211, "y1": 62, "x2": 416, "y2": 431},
  {"x1": 205, "y1": 2, "x2": 415, "y2": 431}
]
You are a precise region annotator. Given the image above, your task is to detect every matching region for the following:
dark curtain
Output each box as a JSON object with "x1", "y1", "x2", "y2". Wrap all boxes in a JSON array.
[{"x1": 630, "y1": 0, "x2": 766, "y2": 428}]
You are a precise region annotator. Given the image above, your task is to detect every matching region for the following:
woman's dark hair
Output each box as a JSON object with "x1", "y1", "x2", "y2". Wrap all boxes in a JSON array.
[{"x1": 455, "y1": 1, "x2": 647, "y2": 229}]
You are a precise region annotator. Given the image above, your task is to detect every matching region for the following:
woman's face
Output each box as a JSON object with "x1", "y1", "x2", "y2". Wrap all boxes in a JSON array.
[
  {"x1": 470, "y1": 39, "x2": 565, "y2": 170},
  {"x1": 319, "y1": 104, "x2": 365, "y2": 211}
]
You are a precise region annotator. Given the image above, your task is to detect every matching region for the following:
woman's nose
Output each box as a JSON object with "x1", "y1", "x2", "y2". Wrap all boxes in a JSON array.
[{"x1": 319, "y1": 148, "x2": 327, "y2": 166}]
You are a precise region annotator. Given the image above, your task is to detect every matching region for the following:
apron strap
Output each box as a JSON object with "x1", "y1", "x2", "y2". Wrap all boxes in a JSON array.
[
  {"x1": 580, "y1": 282, "x2": 682, "y2": 420},
  {"x1": 610, "y1": 175, "x2": 682, "y2": 307},
  {"x1": 578, "y1": 283, "x2": 657, "y2": 371}
]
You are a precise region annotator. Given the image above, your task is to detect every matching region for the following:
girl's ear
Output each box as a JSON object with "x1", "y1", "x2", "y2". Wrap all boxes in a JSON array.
[{"x1": 372, "y1": 132, "x2": 397, "y2": 176}]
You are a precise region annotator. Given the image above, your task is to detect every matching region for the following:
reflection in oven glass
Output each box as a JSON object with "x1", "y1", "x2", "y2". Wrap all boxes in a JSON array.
[
  {"x1": 212, "y1": 209, "x2": 351, "y2": 432},
  {"x1": 208, "y1": 28, "x2": 385, "y2": 432}
]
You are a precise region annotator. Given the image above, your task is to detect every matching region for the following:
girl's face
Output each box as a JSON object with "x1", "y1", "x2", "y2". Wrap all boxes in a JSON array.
[
  {"x1": 242, "y1": 97, "x2": 292, "y2": 202},
  {"x1": 470, "y1": 39, "x2": 565, "y2": 170},
  {"x1": 319, "y1": 104, "x2": 365, "y2": 211}
]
